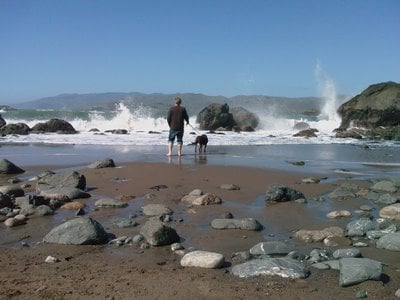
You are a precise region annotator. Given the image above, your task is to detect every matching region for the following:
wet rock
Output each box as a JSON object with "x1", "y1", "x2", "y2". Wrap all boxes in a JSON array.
[
  {"x1": 76, "y1": 208, "x2": 85, "y2": 216},
  {"x1": 34, "y1": 205, "x2": 54, "y2": 216},
  {"x1": 339, "y1": 258, "x2": 382, "y2": 287},
  {"x1": 88, "y1": 158, "x2": 116, "y2": 169},
  {"x1": 95, "y1": 198, "x2": 128, "y2": 208},
  {"x1": 211, "y1": 218, "x2": 262, "y2": 231},
  {"x1": 0, "y1": 159, "x2": 25, "y2": 174},
  {"x1": 220, "y1": 211, "x2": 234, "y2": 219},
  {"x1": 112, "y1": 218, "x2": 137, "y2": 228},
  {"x1": 346, "y1": 218, "x2": 377, "y2": 237},
  {"x1": 311, "y1": 260, "x2": 340, "y2": 270},
  {"x1": 171, "y1": 243, "x2": 184, "y2": 252},
  {"x1": 181, "y1": 193, "x2": 222, "y2": 206},
  {"x1": 333, "y1": 248, "x2": 362, "y2": 259},
  {"x1": 4, "y1": 214, "x2": 27, "y2": 227},
  {"x1": 249, "y1": 241, "x2": 294, "y2": 256},
  {"x1": 231, "y1": 251, "x2": 253, "y2": 263},
  {"x1": 327, "y1": 210, "x2": 351, "y2": 219},
  {"x1": 376, "y1": 232, "x2": 400, "y2": 251},
  {"x1": 308, "y1": 248, "x2": 330, "y2": 263},
  {"x1": 376, "y1": 193, "x2": 398, "y2": 205},
  {"x1": 0, "y1": 185, "x2": 24, "y2": 197},
  {"x1": 359, "y1": 204, "x2": 373, "y2": 211},
  {"x1": 371, "y1": 180, "x2": 397, "y2": 193},
  {"x1": 265, "y1": 184, "x2": 305, "y2": 203},
  {"x1": 61, "y1": 201, "x2": 86, "y2": 210},
  {"x1": 189, "y1": 189, "x2": 203, "y2": 196},
  {"x1": 294, "y1": 226, "x2": 344, "y2": 243},
  {"x1": 366, "y1": 224, "x2": 398, "y2": 240},
  {"x1": 31, "y1": 118, "x2": 77, "y2": 134},
  {"x1": 0, "y1": 123, "x2": 30, "y2": 135},
  {"x1": 142, "y1": 204, "x2": 172, "y2": 217},
  {"x1": 328, "y1": 185, "x2": 356, "y2": 200},
  {"x1": 0, "y1": 192, "x2": 13, "y2": 209},
  {"x1": 40, "y1": 187, "x2": 90, "y2": 202},
  {"x1": 37, "y1": 171, "x2": 86, "y2": 192},
  {"x1": 140, "y1": 219, "x2": 179, "y2": 246},
  {"x1": 231, "y1": 257, "x2": 309, "y2": 279},
  {"x1": 379, "y1": 203, "x2": 400, "y2": 220},
  {"x1": 220, "y1": 184, "x2": 240, "y2": 190},
  {"x1": 293, "y1": 128, "x2": 318, "y2": 138},
  {"x1": 180, "y1": 250, "x2": 225, "y2": 268},
  {"x1": 43, "y1": 217, "x2": 108, "y2": 245},
  {"x1": 301, "y1": 177, "x2": 321, "y2": 184}
]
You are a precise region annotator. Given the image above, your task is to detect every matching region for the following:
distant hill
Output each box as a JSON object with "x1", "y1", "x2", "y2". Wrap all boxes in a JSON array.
[{"x1": 13, "y1": 92, "x2": 350, "y2": 118}]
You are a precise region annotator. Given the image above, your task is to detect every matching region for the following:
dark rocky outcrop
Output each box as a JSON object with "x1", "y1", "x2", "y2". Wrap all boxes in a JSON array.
[
  {"x1": 197, "y1": 103, "x2": 236, "y2": 131},
  {"x1": 0, "y1": 159, "x2": 25, "y2": 174},
  {"x1": 196, "y1": 103, "x2": 259, "y2": 132},
  {"x1": 337, "y1": 81, "x2": 400, "y2": 129},
  {"x1": 31, "y1": 118, "x2": 77, "y2": 134},
  {"x1": 0, "y1": 114, "x2": 6, "y2": 127},
  {"x1": 230, "y1": 107, "x2": 259, "y2": 131},
  {"x1": 293, "y1": 128, "x2": 319, "y2": 138},
  {"x1": 0, "y1": 123, "x2": 31, "y2": 135}
]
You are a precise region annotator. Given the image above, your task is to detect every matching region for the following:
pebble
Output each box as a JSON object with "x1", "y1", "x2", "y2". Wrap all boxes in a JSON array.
[{"x1": 45, "y1": 256, "x2": 60, "y2": 263}]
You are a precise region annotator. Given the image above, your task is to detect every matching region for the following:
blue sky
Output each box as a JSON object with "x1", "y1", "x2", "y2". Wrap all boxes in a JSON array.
[{"x1": 1, "y1": 0, "x2": 399, "y2": 103}]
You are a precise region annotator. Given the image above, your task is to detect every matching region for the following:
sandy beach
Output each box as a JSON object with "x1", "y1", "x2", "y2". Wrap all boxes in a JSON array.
[{"x1": 0, "y1": 150, "x2": 400, "y2": 299}]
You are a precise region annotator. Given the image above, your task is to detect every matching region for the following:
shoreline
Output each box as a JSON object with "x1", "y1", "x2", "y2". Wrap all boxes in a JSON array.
[{"x1": 1, "y1": 146, "x2": 400, "y2": 299}]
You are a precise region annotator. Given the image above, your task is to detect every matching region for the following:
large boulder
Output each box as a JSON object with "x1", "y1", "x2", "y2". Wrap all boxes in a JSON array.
[
  {"x1": 0, "y1": 123, "x2": 30, "y2": 135},
  {"x1": 230, "y1": 107, "x2": 259, "y2": 131},
  {"x1": 196, "y1": 103, "x2": 236, "y2": 130},
  {"x1": 337, "y1": 81, "x2": 400, "y2": 129},
  {"x1": 43, "y1": 217, "x2": 108, "y2": 245},
  {"x1": 31, "y1": 118, "x2": 77, "y2": 134},
  {"x1": 37, "y1": 171, "x2": 86, "y2": 192}
]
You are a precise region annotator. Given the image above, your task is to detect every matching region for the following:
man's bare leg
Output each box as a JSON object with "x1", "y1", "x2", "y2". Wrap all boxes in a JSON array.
[
  {"x1": 167, "y1": 142, "x2": 173, "y2": 156},
  {"x1": 177, "y1": 143, "x2": 182, "y2": 156}
]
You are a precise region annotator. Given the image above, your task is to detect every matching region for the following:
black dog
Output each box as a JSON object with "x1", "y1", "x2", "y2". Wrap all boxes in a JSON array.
[{"x1": 194, "y1": 134, "x2": 208, "y2": 153}]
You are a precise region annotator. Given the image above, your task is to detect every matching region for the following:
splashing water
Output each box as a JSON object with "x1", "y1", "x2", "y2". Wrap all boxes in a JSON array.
[{"x1": 314, "y1": 62, "x2": 341, "y2": 132}]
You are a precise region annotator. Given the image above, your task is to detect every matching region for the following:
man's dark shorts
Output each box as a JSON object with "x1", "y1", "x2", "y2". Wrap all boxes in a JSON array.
[{"x1": 168, "y1": 129, "x2": 184, "y2": 144}]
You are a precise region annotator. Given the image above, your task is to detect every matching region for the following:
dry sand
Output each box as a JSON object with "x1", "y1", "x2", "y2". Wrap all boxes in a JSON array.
[{"x1": 0, "y1": 162, "x2": 399, "y2": 299}]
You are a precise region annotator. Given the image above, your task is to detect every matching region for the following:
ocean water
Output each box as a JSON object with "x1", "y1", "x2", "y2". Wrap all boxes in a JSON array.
[{"x1": 0, "y1": 72, "x2": 399, "y2": 180}]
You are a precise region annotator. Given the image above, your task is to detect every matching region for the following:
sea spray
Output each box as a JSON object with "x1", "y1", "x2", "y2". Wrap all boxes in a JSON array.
[{"x1": 314, "y1": 62, "x2": 341, "y2": 133}]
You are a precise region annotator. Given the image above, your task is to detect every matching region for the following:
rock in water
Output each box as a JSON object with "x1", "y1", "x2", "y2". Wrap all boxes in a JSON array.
[
  {"x1": 0, "y1": 159, "x2": 25, "y2": 174},
  {"x1": 211, "y1": 218, "x2": 262, "y2": 231},
  {"x1": 265, "y1": 184, "x2": 305, "y2": 203},
  {"x1": 231, "y1": 257, "x2": 309, "y2": 279},
  {"x1": 43, "y1": 217, "x2": 108, "y2": 245}
]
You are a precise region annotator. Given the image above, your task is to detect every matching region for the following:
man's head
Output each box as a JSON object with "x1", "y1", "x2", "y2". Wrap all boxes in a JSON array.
[{"x1": 174, "y1": 97, "x2": 182, "y2": 106}]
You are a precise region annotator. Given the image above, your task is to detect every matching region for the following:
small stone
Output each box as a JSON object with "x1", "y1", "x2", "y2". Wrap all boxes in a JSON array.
[
  {"x1": 327, "y1": 210, "x2": 351, "y2": 219},
  {"x1": 395, "y1": 288, "x2": 400, "y2": 298},
  {"x1": 355, "y1": 290, "x2": 368, "y2": 298},
  {"x1": 45, "y1": 256, "x2": 60, "y2": 263},
  {"x1": 171, "y1": 243, "x2": 184, "y2": 251}
]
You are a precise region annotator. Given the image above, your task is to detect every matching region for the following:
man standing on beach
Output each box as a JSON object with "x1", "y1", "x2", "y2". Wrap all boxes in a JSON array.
[{"x1": 167, "y1": 96, "x2": 189, "y2": 156}]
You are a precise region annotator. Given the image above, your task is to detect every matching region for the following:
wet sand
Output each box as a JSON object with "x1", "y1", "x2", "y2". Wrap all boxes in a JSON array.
[{"x1": 1, "y1": 160, "x2": 400, "y2": 299}]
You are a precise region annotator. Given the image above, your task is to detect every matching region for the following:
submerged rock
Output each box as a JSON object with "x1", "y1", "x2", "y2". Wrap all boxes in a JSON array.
[
  {"x1": 231, "y1": 257, "x2": 309, "y2": 279},
  {"x1": 211, "y1": 218, "x2": 262, "y2": 231},
  {"x1": 249, "y1": 241, "x2": 294, "y2": 256}
]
